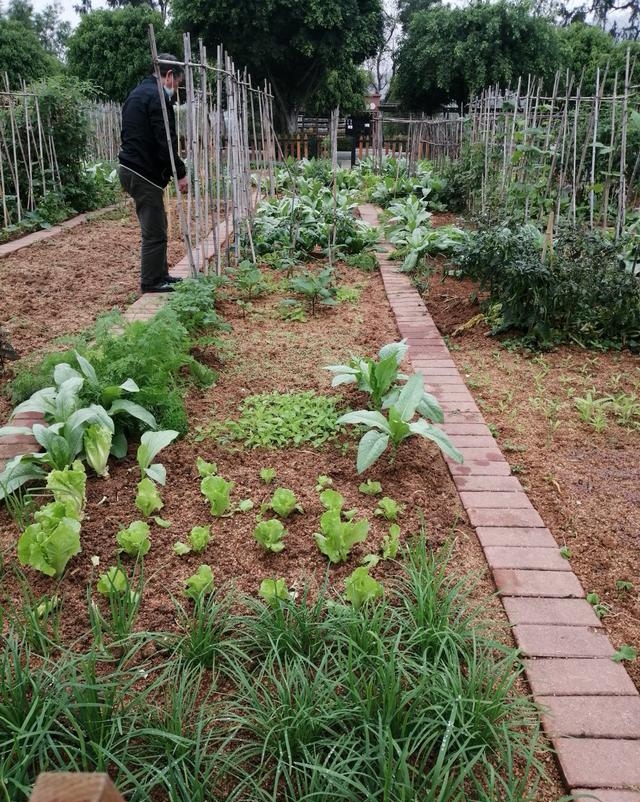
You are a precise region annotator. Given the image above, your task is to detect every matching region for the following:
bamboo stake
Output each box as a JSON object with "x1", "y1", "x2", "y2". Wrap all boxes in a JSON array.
[{"x1": 617, "y1": 48, "x2": 631, "y2": 238}]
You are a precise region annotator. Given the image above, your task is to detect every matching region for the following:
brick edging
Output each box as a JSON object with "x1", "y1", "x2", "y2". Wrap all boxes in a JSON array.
[
  {"x1": 359, "y1": 203, "x2": 640, "y2": 800},
  {"x1": 0, "y1": 204, "x2": 121, "y2": 259}
]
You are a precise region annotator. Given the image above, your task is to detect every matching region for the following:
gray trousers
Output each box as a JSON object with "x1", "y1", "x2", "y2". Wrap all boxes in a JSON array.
[{"x1": 118, "y1": 166, "x2": 168, "y2": 287}]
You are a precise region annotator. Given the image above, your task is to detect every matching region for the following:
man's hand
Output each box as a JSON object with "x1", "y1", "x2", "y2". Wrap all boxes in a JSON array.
[{"x1": 177, "y1": 176, "x2": 188, "y2": 194}]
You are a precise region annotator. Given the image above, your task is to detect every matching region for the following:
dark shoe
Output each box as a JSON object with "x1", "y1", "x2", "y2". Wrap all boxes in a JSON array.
[
  {"x1": 141, "y1": 282, "x2": 176, "y2": 293},
  {"x1": 164, "y1": 275, "x2": 183, "y2": 284}
]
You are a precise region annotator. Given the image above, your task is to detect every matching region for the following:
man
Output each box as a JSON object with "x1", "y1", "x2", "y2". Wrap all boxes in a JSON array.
[{"x1": 118, "y1": 54, "x2": 188, "y2": 293}]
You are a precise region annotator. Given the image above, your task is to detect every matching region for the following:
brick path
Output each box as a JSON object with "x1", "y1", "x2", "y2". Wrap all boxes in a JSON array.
[{"x1": 359, "y1": 203, "x2": 640, "y2": 801}]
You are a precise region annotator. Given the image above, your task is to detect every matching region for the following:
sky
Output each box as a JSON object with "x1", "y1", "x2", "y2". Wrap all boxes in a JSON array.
[{"x1": 30, "y1": 0, "x2": 107, "y2": 26}]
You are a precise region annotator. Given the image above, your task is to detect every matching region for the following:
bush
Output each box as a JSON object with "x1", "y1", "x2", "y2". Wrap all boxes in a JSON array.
[{"x1": 455, "y1": 223, "x2": 640, "y2": 348}]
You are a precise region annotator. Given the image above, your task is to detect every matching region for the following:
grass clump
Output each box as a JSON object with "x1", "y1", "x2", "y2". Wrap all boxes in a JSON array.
[
  {"x1": 0, "y1": 538, "x2": 548, "y2": 802},
  {"x1": 216, "y1": 390, "x2": 343, "y2": 448}
]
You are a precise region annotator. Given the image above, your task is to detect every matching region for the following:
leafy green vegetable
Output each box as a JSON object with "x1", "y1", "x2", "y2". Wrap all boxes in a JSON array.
[
  {"x1": 382, "y1": 524, "x2": 401, "y2": 559},
  {"x1": 344, "y1": 567, "x2": 383, "y2": 609},
  {"x1": 201, "y1": 475, "x2": 234, "y2": 516},
  {"x1": 315, "y1": 474, "x2": 333, "y2": 491},
  {"x1": 254, "y1": 520, "x2": 286, "y2": 553},
  {"x1": 136, "y1": 429, "x2": 179, "y2": 486},
  {"x1": 358, "y1": 479, "x2": 383, "y2": 496},
  {"x1": 314, "y1": 509, "x2": 369, "y2": 563},
  {"x1": 97, "y1": 566, "x2": 128, "y2": 595},
  {"x1": 197, "y1": 457, "x2": 217, "y2": 478},
  {"x1": 375, "y1": 497, "x2": 402, "y2": 522},
  {"x1": 46, "y1": 460, "x2": 86, "y2": 520},
  {"x1": 319, "y1": 488, "x2": 345, "y2": 512},
  {"x1": 189, "y1": 525, "x2": 212, "y2": 553},
  {"x1": 116, "y1": 520, "x2": 151, "y2": 557},
  {"x1": 135, "y1": 478, "x2": 163, "y2": 517},
  {"x1": 259, "y1": 467, "x2": 276, "y2": 483},
  {"x1": 259, "y1": 577, "x2": 291, "y2": 606},
  {"x1": 153, "y1": 516, "x2": 172, "y2": 528},
  {"x1": 267, "y1": 488, "x2": 303, "y2": 518},
  {"x1": 17, "y1": 501, "x2": 81, "y2": 577},
  {"x1": 612, "y1": 644, "x2": 637, "y2": 662},
  {"x1": 173, "y1": 541, "x2": 191, "y2": 556},
  {"x1": 237, "y1": 499, "x2": 254, "y2": 513},
  {"x1": 83, "y1": 423, "x2": 113, "y2": 477},
  {"x1": 184, "y1": 564, "x2": 214, "y2": 600}
]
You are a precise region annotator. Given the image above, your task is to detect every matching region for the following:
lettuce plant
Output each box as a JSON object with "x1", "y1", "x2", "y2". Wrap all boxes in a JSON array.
[
  {"x1": 116, "y1": 521, "x2": 151, "y2": 557},
  {"x1": 344, "y1": 566, "x2": 383, "y2": 609},
  {"x1": 17, "y1": 501, "x2": 81, "y2": 578},
  {"x1": 265, "y1": 488, "x2": 302, "y2": 518},
  {"x1": 84, "y1": 423, "x2": 113, "y2": 477},
  {"x1": 46, "y1": 461, "x2": 86, "y2": 520},
  {"x1": 196, "y1": 457, "x2": 217, "y2": 478},
  {"x1": 254, "y1": 520, "x2": 286, "y2": 553},
  {"x1": 137, "y1": 430, "x2": 179, "y2": 486},
  {"x1": 97, "y1": 566, "x2": 128, "y2": 595},
  {"x1": 184, "y1": 564, "x2": 214, "y2": 600},
  {"x1": 375, "y1": 497, "x2": 402, "y2": 522},
  {"x1": 319, "y1": 488, "x2": 344, "y2": 512},
  {"x1": 338, "y1": 374, "x2": 463, "y2": 474},
  {"x1": 259, "y1": 467, "x2": 276, "y2": 484},
  {"x1": 259, "y1": 577, "x2": 291, "y2": 607},
  {"x1": 201, "y1": 475, "x2": 234, "y2": 516},
  {"x1": 174, "y1": 525, "x2": 212, "y2": 556},
  {"x1": 135, "y1": 478, "x2": 163, "y2": 517},
  {"x1": 359, "y1": 480, "x2": 382, "y2": 496},
  {"x1": 315, "y1": 474, "x2": 333, "y2": 491},
  {"x1": 314, "y1": 509, "x2": 369, "y2": 564},
  {"x1": 382, "y1": 524, "x2": 401, "y2": 559}
]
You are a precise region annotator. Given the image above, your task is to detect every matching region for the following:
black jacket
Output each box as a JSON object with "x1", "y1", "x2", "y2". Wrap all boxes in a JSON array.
[{"x1": 119, "y1": 76, "x2": 186, "y2": 188}]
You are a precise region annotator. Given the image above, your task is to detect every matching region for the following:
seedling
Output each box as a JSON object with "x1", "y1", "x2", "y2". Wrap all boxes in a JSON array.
[
  {"x1": 344, "y1": 566, "x2": 383, "y2": 609},
  {"x1": 174, "y1": 525, "x2": 212, "y2": 556},
  {"x1": 374, "y1": 497, "x2": 402, "y2": 522},
  {"x1": 263, "y1": 488, "x2": 303, "y2": 518},
  {"x1": 586, "y1": 592, "x2": 611, "y2": 619},
  {"x1": 254, "y1": 520, "x2": 286, "y2": 553},
  {"x1": 260, "y1": 467, "x2": 276, "y2": 484},
  {"x1": 259, "y1": 577, "x2": 291, "y2": 607},
  {"x1": 615, "y1": 579, "x2": 634, "y2": 593},
  {"x1": 612, "y1": 644, "x2": 637, "y2": 662},
  {"x1": 559, "y1": 546, "x2": 571, "y2": 559},
  {"x1": 116, "y1": 521, "x2": 151, "y2": 557},
  {"x1": 184, "y1": 565, "x2": 214, "y2": 600},
  {"x1": 359, "y1": 479, "x2": 382, "y2": 496},
  {"x1": 315, "y1": 474, "x2": 333, "y2": 491}
]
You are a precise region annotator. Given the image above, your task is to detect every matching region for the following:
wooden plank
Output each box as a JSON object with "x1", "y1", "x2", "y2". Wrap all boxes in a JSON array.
[{"x1": 30, "y1": 773, "x2": 125, "y2": 802}]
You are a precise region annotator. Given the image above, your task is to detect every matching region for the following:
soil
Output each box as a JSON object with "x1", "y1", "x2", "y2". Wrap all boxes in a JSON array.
[
  {"x1": 0, "y1": 204, "x2": 186, "y2": 422},
  {"x1": 419, "y1": 219, "x2": 640, "y2": 690}
]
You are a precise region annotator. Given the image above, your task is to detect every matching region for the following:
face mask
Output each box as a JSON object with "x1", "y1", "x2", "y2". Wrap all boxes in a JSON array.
[{"x1": 164, "y1": 85, "x2": 174, "y2": 100}]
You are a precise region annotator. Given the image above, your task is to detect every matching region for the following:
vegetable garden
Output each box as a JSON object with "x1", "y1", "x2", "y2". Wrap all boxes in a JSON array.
[{"x1": 0, "y1": 45, "x2": 639, "y2": 802}]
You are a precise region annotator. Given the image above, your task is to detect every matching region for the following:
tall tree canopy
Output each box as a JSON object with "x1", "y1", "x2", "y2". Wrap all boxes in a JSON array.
[
  {"x1": 393, "y1": 1, "x2": 561, "y2": 111},
  {"x1": 0, "y1": 18, "x2": 59, "y2": 85},
  {"x1": 66, "y1": 7, "x2": 179, "y2": 102},
  {"x1": 171, "y1": 0, "x2": 385, "y2": 130}
]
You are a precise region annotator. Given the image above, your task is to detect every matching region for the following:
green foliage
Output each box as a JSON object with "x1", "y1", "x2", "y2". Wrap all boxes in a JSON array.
[
  {"x1": 290, "y1": 267, "x2": 338, "y2": 313},
  {"x1": 315, "y1": 474, "x2": 333, "y2": 491},
  {"x1": 259, "y1": 467, "x2": 276, "y2": 484},
  {"x1": 67, "y1": 7, "x2": 179, "y2": 102},
  {"x1": 265, "y1": 488, "x2": 303, "y2": 518},
  {"x1": 374, "y1": 496, "x2": 402, "y2": 521},
  {"x1": 455, "y1": 224, "x2": 640, "y2": 348},
  {"x1": 17, "y1": 501, "x2": 81, "y2": 577},
  {"x1": 116, "y1": 521, "x2": 151, "y2": 558},
  {"x1": 314, "y1": 508, "x2": 369, "y2": 563},
  {"x1": 394, "y1": 1, "x2": 561, "y2": 111},
  {"x1": 259, "y1": 577, "x2": 292, "y2": 606},
  {"x1": 359, "y1": 479, "x2": 382, "y2": 496},
  {"x1": 254, "y1": 520, "x2": 287, "y2": 553},
  {"x1": 382, "y1": 523, "x2": 401, "y2": 559},
  {"x1": 97, "y1": 566, "x2": 128, "y2": 595},
  {"x1": 165, "y1": 277, "x2": 229, "y2": 334},
  {"x1": 0, "y1": 17, "x2": 59, "y2": 85},
  {"x1": 135, "y1": 478, "x2": 163, "y2": 518},
  {"x1": 175, "y1": 524, "x2": 212, "y2": 556},
  {"x1": 200, "y1": 474, "x2": 234, "y2": 517},
  {"x1": 136, "y1": 429, "x2": 179, "y2": 485},
  {"x1": 172, "y1": 0, "x2": 384, "y2": 129},
  {"x1": 83, "y1": 423, "x2": 112, "y2": 478},
  {"x1": 196, "y1": 457, "x2": 217, "y2": 477},
  {"x1": 184, "y1": 564, "x2": 214, "y2": 600},
  {"x1": 221, "y1": 390, "x2": 342, "y2": 449},
  {"x1": 46, "y1": 461, "x2": 87, "y2": 520},
  {"x1": 344, "y1": 566, "x2": 383, "y2": 608},
  {"x1": 327, "y1": 339, "x2": 409, "y2": 410},
  {"x1": 612, "y1": 644, "x2": 637, "y2": 662},
  {"x1": 338, "y1": 373, "x2": 463, "y2": 473}
]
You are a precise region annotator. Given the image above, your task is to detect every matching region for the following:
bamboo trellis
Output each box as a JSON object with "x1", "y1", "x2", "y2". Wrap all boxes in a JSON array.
[
  {"x1": 86, "y1": 102, "x2": 122, "y2": 163},
  {"x1": 149, "y1": 25, "x2": 276, "y2": 277}
]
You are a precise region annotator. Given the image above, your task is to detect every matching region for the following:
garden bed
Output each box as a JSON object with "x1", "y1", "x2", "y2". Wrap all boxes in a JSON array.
[{"x1": 420, "y1": 249, "x2": 640, "y2": 690}]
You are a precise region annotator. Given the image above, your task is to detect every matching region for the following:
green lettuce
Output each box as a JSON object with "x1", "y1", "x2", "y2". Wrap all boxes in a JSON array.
[
  {"x1": 196, "y1": 457, "x2": 218, "y2": 478},
  {"x1": 267, "y1": 488, "x2": 302, "y2": 518},
  {"x1": 97, "y1": 566, "x2": 128, "y2": 595},
  {"x1": 344, "y1": 567, "x2": 383, "y2": 609},
  {"x1": 83, "y1": 423, "x2": 113, "y2": 478},
  {"x1": 135, "y1": 478, "x2": 163, "y2": 517},
  {"x1": 116, "y1": 520, "x2": 151, "y2": 557},
  {"x1": 46, "y1": 460, "x2": 86, "y2": 520},
  {"x1": 184, "y1": 564, "x2": 214, "y2": 600},
  {"x1": 175, "y1": 524, "x2": 212, "y2": 555},
  {"x1": 314, "y1": 509, "x2": 369, "y2": 564},
  {"x1": 254, "y1": 520, "x2": 286, "y2": 553},
  {"x1": 358, "y1": 479, "x2": 382, "y2": 496},
  {"x1": 17, "y1": 501, "x2": 81, "y2": 577},
  {"x1": 382, "y1": 524, "x2": 400, "y2": 559},
  {"x1": 201, "y1": 475, "x2": 233, "y2": 516},
  {"x1": 259, "y1": 577, "x2": 291, "y2": 607},
  {"x1": 374, "y1": 497, "x2": 402, "y2": 522}
]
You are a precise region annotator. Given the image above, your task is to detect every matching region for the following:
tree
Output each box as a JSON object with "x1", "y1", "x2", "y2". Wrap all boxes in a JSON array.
[
  {"x1": 171, "y1": 0, "x2": 385, "y2": 131},
  {"x1": 365, "y1": 0, "x2": 401, "y2": 100},
  {"x1": 3, "y1": 0, "x2": 69, "y2": 60},
  {"x1": 104, "y1": 0, "x2": 170, "y2": 24},
  {"x1": 393, "y1": 1, "x2": 561, "y2": 111},
  {"x1": 397, "y1": 0, "x2": 440, "y2": 26},
  {"x1": 0, "y1": 18, "x2": 59, "y2": 85},
  {"x1": 66, "y1": 7, "x2": 180, "y2": 102}
]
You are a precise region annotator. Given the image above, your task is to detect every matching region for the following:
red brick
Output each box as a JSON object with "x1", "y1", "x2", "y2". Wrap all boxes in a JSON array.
[
  {"x1": 525, "y1": 658, "x2": 637, "y2": 696},
  {"x1": 485, "y1": 546, "x2": 568, "y2": 571},
  {"x1": 493, "y1": 568, "x2": 584, "y2": 597},
  {"x1": 1, "y1": 434, "x2": 37, "y2": 445},
  {"x1": 442, "y1": 423, "x2": 494, "y2": 436},
  {"x1": 454, "y1": 475, "x2": 523, "y2": 491},
  {"x1": 448, "y1": 460, "x2": 513, "y2": 476},
  {"x1": 476, "y1": 526, "x2": 558, "y2": 547},
  {"x1": 467, "y1": 507, "x2": 545, "y2": 528},
  {"x1": 422, "y1": 368, "x2": 460, "y2": 377},
  {"x1": 554, "y1": 738, "x2": 640, "y2": 788},
  {"x1": 435, "y1": 393, "x2": 475, "y2": 404},
  {"x1": 0, "y1": 444, "x2": 28, "y2": 459},
  {"x1": 411, "y1": 359, "x2": 458, "y2": 368},
  {"x1": 459, "y1": 490, "x2": 531, "y2": 508},
  {"x1": 503, "y1": 597, "x2": 602, "y2": 626},
  {"x1": 442, "y1": 410, "x2": 485, "y2": 423},
  {"x1": 513, "y1": 624, "x2": 614, "y2": 658},
  {"x1": 454, "y1": 447, "x2": 504, "y2": 460},
  {"x1": 539, "y1": 695, "x2": 640, "y2": 738},
  {"x1": 572, "y1": 789, "x2": 640, "y2": 801}
]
